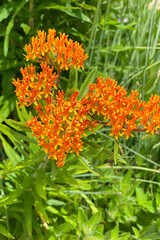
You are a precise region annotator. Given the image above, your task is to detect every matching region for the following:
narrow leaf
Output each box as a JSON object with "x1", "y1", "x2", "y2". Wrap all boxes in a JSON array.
[
  {"x1": 36, "y1": 168, "x2": 47, "y2": 200},
  {"x1": 0, "y1": 133, "x2": 21, "y2": 165},
  {"x1": 24, "y1": 191, "x2": 32, "y2": 237},
  {"x1": 4, "y1": 0, "x2": 29, "y2": 56},
  {"x1": 32, "y1": 187, "x2": 49, "y2": 223},
  {"x1": 0, "y1": 224, "x2": 15, "y2": 239},
  {"x1": 56, "y1": 170, "x2": 78, "y2": 185},
  {"x1": 67, "y1": 68, "x2": 78, "y2": 90},
  {"x1": 79, "y1": 153, "x2": 102, "y2": 176},
  {"x1": 0, "y1": 177, "x2": 34, "y2": 207},
  {"x1": 114, "y1": 140, "x2": 119, "y2": 165},
  {"x1": 111, "y1": 224, "x2": 119, "y2": 240},
  {"x1": 86, "y1": 212, "x2": 101, "y2": 232},
  {"x1": 0, "y1": 97, "x2": 16, "y2": 123},
  {"x1": 78, "y1": 67, "x2": 97, "y2": 100},
  {"x1": 78, "y1": 208, "x2": 88, "y2": 230},
  {"x1": 81, "y1": 193, "x2": 98, "y2": 214}
]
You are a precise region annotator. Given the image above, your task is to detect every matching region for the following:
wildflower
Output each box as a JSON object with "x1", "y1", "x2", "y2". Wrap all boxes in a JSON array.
[
  {"x1": 25, "y1": 28, "x2": 88, "y2": 70},
  {"x1": 13, "y1": 28, "x2": 160, "y2": 168},
  {"x1": 84, "y1": 76, "x2": 160, "y2": 139}
]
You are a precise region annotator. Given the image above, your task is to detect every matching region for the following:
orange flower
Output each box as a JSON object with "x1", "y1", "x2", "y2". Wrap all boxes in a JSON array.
[
  {"x1": 25, "y1": 28, "x2": 88, "y2": 70},
  {"x1": 13, "y1": 63, "x2": 57, "y2": 107},
  {"x1": 84, "y1": 76, "x2": 160, "y2": 139},
  {"x1": 13, "y1": 28, "x2": 160, "y2": 168}
]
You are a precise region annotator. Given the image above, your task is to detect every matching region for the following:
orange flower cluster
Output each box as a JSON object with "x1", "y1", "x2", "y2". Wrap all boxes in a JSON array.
[
  {"x1": 13, "y1": 28, "x2": 92, "y2": 167},
  {"x1": 25, "y1": 28, "x2": 88, "y2": 70},
  {"x1": 25, "y1": 91, "x2": 97, "y2": 167},
  {"x1": 83, "y1": 76, "x2": 160, "y2": 139},
  {"x1": 13, "y1": 28, "x2": 160, "y2": 167},
  {"x1": 13, "y1": 63, "x2": 57, "y2": 107}
]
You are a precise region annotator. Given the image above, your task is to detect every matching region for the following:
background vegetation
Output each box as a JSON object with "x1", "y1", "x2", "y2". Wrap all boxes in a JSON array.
[{"x1": 0, "y1": 0, "x2": 160, "y2": 239}]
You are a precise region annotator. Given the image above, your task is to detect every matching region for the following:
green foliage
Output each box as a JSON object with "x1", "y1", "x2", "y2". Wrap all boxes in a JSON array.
[{"x1": 1, "y1": 0, "x2": 160, "y2": 239}]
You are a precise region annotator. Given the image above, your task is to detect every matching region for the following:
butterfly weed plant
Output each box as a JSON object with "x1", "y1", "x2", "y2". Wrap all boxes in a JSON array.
[
  {"x1": 0, "y1": 26, "x2": 160, "y2": 239},
  {"x1": 13, "y1": 28, "x2": 160, "y2": 168}
]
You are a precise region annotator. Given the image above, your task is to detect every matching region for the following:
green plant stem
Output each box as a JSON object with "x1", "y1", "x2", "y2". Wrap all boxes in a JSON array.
[
  {"x1": 96, "y1": 0, "x2": 111, "y2": 66},
  {"x1": 100, "y1": 165, "x2": 160, "y2": 174},
  {"x1": 87, "y1": 0, "x2": 102, "y2": 71},
  {"x1": 29, "y1": 0, "x2": 34, "y2": 28},
  {"x1": 54, "y1": 69, "x2": 61, "y2": 100}
]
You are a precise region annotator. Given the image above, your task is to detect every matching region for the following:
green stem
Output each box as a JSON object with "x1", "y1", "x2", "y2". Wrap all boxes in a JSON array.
[
  {"x1": 54, "y1": 69, "x2": 61, "y2": 100},
  {"x1": 29, "y1": 0, "x2": 34, "y2": 29},
  {"x1": 100, "y1": 165, "x2": 160, "y2": 174}
]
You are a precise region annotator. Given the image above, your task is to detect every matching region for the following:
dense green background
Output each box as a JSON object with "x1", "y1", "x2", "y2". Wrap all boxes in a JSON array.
[{"x1": 0, "y1": 0, "x2": 160, "y2": 239}]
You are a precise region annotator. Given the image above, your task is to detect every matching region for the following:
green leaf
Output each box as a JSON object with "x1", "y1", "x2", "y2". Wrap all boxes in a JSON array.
[
  {"x1": 56, "y1": 169, "x2": 78, "y2": 185},
  {"x1": 0, "y1": 7, "x2": 11, "y2": 23},
  {"x1": 16, "y1": 103, "x2": 25, "y2": 123},
  {"x1": 36, "y1": 168, "x2": 47, "y2": 200},
  {"x1": 112, "y1": 45, "x2": 133, "y2": 52},
  {"x1": 82, "y1": 138, "x2": 113, "y2": 159},
  {"x1": 75, "y1": 3, "x2": 96, "y2": 10},
  {"x1": 48, "y1": 236, "x2": 55, "y2": 240},
  {"x1": 47, "y1": 199, "x2": 65, "y2": 206},
  {"x1": 47, "y1": 179, "x2": 75, "y2": 204},
  {"x1": 114, "y1": 140, "x2": 119, "y2": 165},
  {"x1": 20, "y1": 23, "x2": 31, "y2": 34},
  {"x1": 142, "y1": 134, "x2": 153, "y2": 140},
  {"x1": 77, "y1": 181, "x2": 91, "y2": 190},
  {"x1": 78, "y1": 67, "x2": 97, "y2": 100},
  {"x1": 111, "y1": 224, "x2": 119, "y2": 240},
  {"x1": 3, "y1": 118, "x2": 29, "y2": 132},
  {"x1": 115, "y1": 23, "x2": 137, "y2": 30},
  {"x1": 67, "y1": 68, "x2": 78, "y2": 91},
  {"x1": 0, "y1": 224, "x2": 14, "y2": 239},
  {"x1": 81, "y1": 193, "x2": 98, "y2": 214},
  {"x1": 0, "y1": 122, "x2": 34, "y2": 145},
  {"x1": 78, "y1": 208, "x2": 88, "y2": 230},
  {"x1": 54, "y1": 222, "x2": 70, "y2": 235},
  {"x1": 156, "y1": 193, "x2": 160, "y2": 207},
  {"x1": 4, "y1": 0, "x2": 29, "y2": 57},
  {"x1": 32, "y1": 187, "x2": 49, "y2": 223},
  {"x1": 38, "y1": 3, "x2": 91, "y2": 23},
  {"x1": 0, "y1": 123, "x2": 33, "y2": 158},
  {"x1": 79, "y1": 153, "x2": 102, "y2": 176},
  {"x1": 45, "y1": 206, "x2": 62, "y2": 217},
  {"x1": 24, "y1": 191, "x2": 32, "y2": 237},
  {"x1": 120, "y1": 170, "x2": 132, "y2": 192},
  {"x1": 84, "y1": 237, "x2": 100, "y2": 240},
  {"x1": 136, "y1": 187, "x2": 147, "y2": 205},
  {"x1": 86, "y1": 212, "x2": 101, "y2": 233},
  {"x1": 0, "y1": 177, "x2": 34, "y2": 207},
  {"x1": 21, "y1": 105, "x2": 31, "y2": 121},
  {"x1": 0, "y1": 133, "x2": 21, "y2": 165},
  {"x1": 52, "y1": 160, "x2": 58, "y2": 180},
  {"x1": 132, "y1": 227, "x2": 140, "y2": 238},
  {"x1": 0, "y1": 2, "x2": 16, "y2": 23},
  {"x1": 140, "y1": 221, "x2": 160, "y2": 239},
  {"x1": 0, "y1": 97, "x2": 16, "y2": 123},
  {"x1": 0, "y1": 60, "x2": 21, "y2": 71},
  {"x1": 15, "y1": 150, "x2": 45, "y2": 169}
]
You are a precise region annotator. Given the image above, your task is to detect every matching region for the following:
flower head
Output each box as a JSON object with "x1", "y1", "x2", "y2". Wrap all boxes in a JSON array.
[{"x1": 25, "y1": 28, "x2": 88, "y2": 70}]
